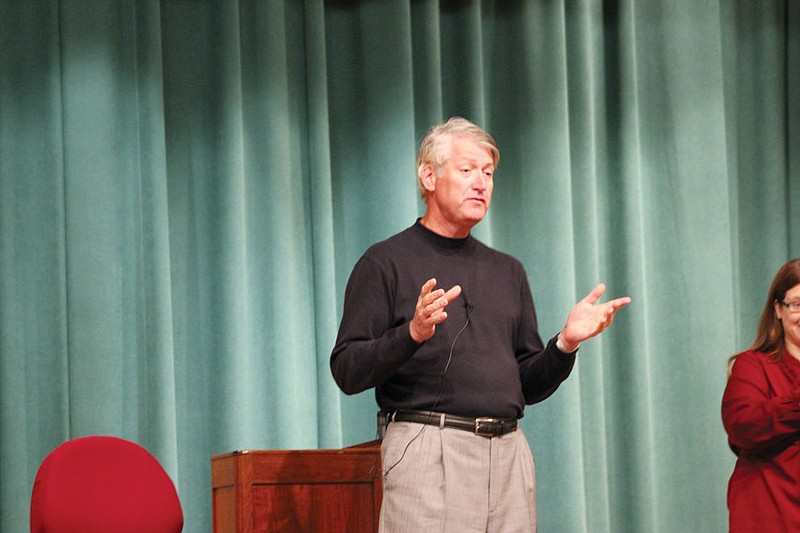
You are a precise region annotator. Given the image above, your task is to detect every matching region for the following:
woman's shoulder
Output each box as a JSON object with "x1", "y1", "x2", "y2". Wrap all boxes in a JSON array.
[
  {"x1": 735, "y1": 349, "x2": 767, "y2": 360},
  {"x1": 729, "y1": 350, "x2": 772, "y2": 373},
  {"x1": 732, "y1": 350, "x2": 770, "y2": 363}
]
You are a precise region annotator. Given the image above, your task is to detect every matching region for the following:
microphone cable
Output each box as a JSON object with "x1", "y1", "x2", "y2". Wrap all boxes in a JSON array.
[{"x1": 382, "y1": 304, "x2": 471, "y2": 479}]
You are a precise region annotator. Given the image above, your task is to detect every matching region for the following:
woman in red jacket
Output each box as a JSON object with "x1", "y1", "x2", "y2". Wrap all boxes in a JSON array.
[{"x1": 722, "y1": 258, "x2": 800, "y2": 533}]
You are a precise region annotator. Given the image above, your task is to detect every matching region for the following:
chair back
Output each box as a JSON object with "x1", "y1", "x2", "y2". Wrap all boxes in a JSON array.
[{"x1": 30, "y1": 435, "x2": 183, "y2": 533}]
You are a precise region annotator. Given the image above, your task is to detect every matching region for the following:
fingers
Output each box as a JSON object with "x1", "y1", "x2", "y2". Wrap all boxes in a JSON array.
[
  {"x1": 418, "y1": 279, "x2": 461, "y2": 310},
  {"x1": 562, "y1": 285, "x2": 630, "y2": 346},
  {"x1": 582, "y1": 283, "x2": 606, "y2": 305},
  {"x1": 599, "y1": 295, "x2": 631, "y2": 322},
  {"x1": 443, "y1": 284, "x2": 463, "y2": 303},
  {"x1": 410, "y1": 279, "x2": 462, "y2": 343},
  {"x1": 607, "y1": 296, "x2": 632, "y2": 310},
  {"x1": 419, "y1": 278, "x2": 436, "y2": 300},
  {"x1": 582, "y1": 283, "x2": 631, "y2": 310},
  {"x1": 596, "y1": 295, "x2": 631, "y2": 332}
]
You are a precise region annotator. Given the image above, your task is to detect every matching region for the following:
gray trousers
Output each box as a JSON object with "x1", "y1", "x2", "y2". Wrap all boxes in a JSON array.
[{"x1": 379, "y1": 421, "x2": 537, "y2": 533}]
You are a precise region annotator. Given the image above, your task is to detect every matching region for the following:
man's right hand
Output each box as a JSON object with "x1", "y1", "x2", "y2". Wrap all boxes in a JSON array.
[{"x1": 409, "y1": 278, "x2": 462, "y2": 343}]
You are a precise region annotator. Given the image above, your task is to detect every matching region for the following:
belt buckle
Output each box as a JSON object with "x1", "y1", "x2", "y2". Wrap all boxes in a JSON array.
[{"x1": 474, "y1": 417, "x2": 500, "y2": 437}]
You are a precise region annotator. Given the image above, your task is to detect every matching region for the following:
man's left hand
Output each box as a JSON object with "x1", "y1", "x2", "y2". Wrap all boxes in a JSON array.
[{"x1": 558, "y1": 283, "x2": 631, "y2": 353}]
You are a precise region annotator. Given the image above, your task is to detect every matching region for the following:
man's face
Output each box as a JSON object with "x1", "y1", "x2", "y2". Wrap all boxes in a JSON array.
[{"x1": 426, "y1": 136, "x2": 495, "y2": 230}]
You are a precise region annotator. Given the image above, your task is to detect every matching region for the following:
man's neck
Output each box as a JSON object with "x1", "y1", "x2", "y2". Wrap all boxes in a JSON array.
[{"x1": 419, "y1": 213, "x2": 473, "y2": 239}]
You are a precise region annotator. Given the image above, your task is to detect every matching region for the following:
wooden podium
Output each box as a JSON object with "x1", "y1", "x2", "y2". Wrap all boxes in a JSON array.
[{"x1": 211, "y1": 441, "x2": 382, "y2": 533}]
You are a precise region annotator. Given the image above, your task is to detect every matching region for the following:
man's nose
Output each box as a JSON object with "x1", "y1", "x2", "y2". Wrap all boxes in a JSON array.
[{"x1": 473, "y1": 173, "x2": 488, "y2": 190}]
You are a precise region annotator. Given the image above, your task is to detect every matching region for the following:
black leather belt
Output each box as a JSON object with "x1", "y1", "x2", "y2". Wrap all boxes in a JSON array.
[{"x1": 390, "y1": 410, "x2": 517, "y2": 437}]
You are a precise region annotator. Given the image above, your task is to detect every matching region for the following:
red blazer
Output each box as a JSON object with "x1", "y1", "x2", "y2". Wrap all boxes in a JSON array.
[{"x1": 722, "y1": 350, "x2": 800, "y2": 533}]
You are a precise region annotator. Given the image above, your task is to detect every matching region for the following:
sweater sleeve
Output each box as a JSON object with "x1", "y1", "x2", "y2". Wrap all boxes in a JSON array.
[
  {"x1": 518, "y1": 337, "x2": 576, "y2": 404},
  {"x1": 721, "y1": 351, "x2": 800, "y2": 453},
  {"x1": 330, "y1": 255, "x2": 420, "y2": 395}
]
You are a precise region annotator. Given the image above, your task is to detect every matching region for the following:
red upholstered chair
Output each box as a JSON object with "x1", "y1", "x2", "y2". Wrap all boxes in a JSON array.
[{"x1": 30, "y1": 435, "x2": 183, "y2": 533}]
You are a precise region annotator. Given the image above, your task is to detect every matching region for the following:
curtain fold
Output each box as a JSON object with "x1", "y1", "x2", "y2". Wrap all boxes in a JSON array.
[
  {"x1": 1, "y1": 1, "x2": 797, "y2": 531},
  {"x1": 1, "y1": 2, "x2": 69, "y2": 519}
]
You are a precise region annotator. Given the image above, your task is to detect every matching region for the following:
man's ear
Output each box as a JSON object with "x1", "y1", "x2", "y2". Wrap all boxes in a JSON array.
[{"x1": 420, "y1": 164, "x2": 437, "y2": 193}]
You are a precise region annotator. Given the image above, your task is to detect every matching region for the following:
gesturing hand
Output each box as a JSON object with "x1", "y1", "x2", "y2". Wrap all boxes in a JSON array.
[
  {"x1": 558, "y1": 283, "x2": 631, "y2": 352},
  {"x1": 409, "y1": 278, "x2": 462, "y2": 343}
]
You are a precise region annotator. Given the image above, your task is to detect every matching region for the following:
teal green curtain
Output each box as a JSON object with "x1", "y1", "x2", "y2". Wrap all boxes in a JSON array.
[{"x1": 1, "y1": 1, "x2": 797, "y2": 531}]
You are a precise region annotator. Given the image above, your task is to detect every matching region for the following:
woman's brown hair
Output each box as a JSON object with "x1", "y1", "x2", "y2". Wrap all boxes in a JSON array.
[{"x1": 748, "y1": 258, "x2": 800, "y2": 363}]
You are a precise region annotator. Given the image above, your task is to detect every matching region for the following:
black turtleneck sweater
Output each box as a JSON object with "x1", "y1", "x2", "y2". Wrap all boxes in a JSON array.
[{"x1": 330, "y1": 220, "x2": 575, "y2": 420}]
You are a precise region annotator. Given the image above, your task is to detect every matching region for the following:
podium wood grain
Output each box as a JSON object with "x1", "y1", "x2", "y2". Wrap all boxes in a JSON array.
[{"x1": 211, "y1": 441, "x2": 382, "y2": 533}]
